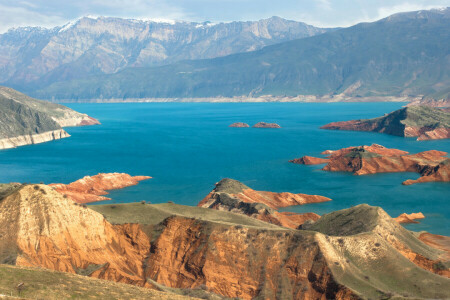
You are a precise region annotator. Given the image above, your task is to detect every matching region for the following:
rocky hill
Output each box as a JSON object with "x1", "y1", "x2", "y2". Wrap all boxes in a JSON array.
[
  {"x1": 28, "y1": 8, "x2": 450, "y2": 101},
  {"x1": 321, "y1": 106, "x2": 450, "y2": 140},
  {"x1": 198, "y1": 178, "x2": 330, "y2": 229},
  {"x1": 0, "y1": 181, "x2": 448, "y2": 299},
  {"x1": 0, "y1": 86, "x2": 99, "y2": 149},
  {"x1": 0, "y1": 16, "x2": 329, "y2": 89}
]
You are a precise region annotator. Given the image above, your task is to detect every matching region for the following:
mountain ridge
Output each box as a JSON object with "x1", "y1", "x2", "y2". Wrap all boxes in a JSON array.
[
  {"x1": 28, "y1": 8, "x2": 450, "y2": 101},
  {"x1": 0, "y1": 15, "x2": 330, "y2": 89}
]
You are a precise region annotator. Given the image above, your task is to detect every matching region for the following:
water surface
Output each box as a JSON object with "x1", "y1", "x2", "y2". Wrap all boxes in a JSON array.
[{"x1": 0, "y1": 103, "x2": 448, "y2": 234}]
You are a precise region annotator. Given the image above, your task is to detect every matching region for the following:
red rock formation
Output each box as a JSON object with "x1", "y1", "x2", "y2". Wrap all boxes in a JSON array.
[
  {"x1": 395, "y1": 212, "x2": 425, "y2": 223},
  {"x1": 417, "y1": 127, "x2": 450, "y2": 140},
  {"x1": 321, "y1": 106, "x2": 450, "y2": 141},
  {"x1": 291, "y1": 144, "x2": 449, "y2": 185},
  {"x1": 0, "y1": 185, "x2": 151, "y2": 287},
  {"x1": 78, "y1": 116, "x2": 101, "y2": 126},
  {"x1": 252, "y1": 122, "x2": 281, "y2": 128},
  {"x1": 229, "y1": 122, "x2": 249, "y2": 127},
  {"x1": 198, "y1": 178, "x2": 330, "y2": 229},
  {"x1": 50, "y1": 173, "x2": 151, "y2": 203},
  {"x1": 289, "y1": 156, "x2": 329, "y2": 165},
  {"x1": 419, "y1": 233, "x2": 450, "y2": 261}
]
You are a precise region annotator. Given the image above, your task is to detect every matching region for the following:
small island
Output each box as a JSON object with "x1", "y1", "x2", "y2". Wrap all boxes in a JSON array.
[
  {"x1": 229, "y1": 122, "x2": 250, "y2": 127},
  {"x1": 252, "y1": 122, "x2": 281, "y2": 128}
]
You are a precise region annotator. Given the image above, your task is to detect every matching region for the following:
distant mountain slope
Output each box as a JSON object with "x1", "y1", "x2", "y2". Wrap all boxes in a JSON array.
[
  {"x1": 0, "y1": 86, "x2": 99, "y2": 149},
  {"x1": 32, "y1": 8, "x2": 450, "y2": 101},
  {"x1": 0, "y1": 16, "x2": 330, "y2": 88}
]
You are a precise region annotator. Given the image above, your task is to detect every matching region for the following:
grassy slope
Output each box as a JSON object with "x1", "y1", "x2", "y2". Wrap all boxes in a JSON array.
[
  {"x1": 0, "y1": 264, "x2": 193, "y2": 300},
  {"x1": 91, "y1": 202, "x2": 283, "y2": 229},
  {"x1": 0, "y1": 97, "x2": 62, "y2": 139},
  {"x1": 32, "y1": 9, "x2": 450, "y2": 100}
]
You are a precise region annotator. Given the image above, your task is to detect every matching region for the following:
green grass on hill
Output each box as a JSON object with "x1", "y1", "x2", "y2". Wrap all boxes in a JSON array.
[
  {"x1": 90, "y1": 202, "x2": 283, "y2": 230},
  {"x1": 0, "y1": 264, "x2": 193, "y2": 300}
]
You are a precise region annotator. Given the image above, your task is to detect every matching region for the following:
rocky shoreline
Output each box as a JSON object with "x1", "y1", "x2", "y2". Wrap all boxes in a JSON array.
[{"x1": 0, "y1": 129, "x2": 70, "y2": 150}]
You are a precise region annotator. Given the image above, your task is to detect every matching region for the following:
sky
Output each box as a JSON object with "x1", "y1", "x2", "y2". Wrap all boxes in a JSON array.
[{"x1": 0, "y1": 0, "x2": 448, "y2": 32}]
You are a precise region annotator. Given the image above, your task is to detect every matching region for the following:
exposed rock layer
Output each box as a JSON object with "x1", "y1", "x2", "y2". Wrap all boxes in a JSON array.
[
  {"x1": 50, "y1": 173, "x2": 151, "y2": 203},
  {"x1": 0, "y1": 129, "x2": 70, "y2": 150},
  {"x1": 291, "y1": 144, "x2": 450, "y2": 185}
]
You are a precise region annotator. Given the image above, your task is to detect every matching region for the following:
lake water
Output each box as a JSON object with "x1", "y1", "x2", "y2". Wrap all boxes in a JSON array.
[{"x1": 1, "y1": 102, "x2": 448, "y2": 235}]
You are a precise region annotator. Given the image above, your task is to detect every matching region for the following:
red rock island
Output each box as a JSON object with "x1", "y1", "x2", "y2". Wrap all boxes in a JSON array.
[
  {"x1": 321, "y1": 106, "x2": 450, "y2": 141},
  {"x1": 50, "y1": 173, "x2": 151, "y2": 203},
  {"x1": 290, "y1": 144, "x2": 449, "y2": 185},
  {"x1": 395, "y1": 212, "x2": 425, "y2": 224}
]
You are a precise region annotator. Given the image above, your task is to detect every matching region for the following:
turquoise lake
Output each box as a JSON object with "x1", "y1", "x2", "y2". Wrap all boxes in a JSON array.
[{"x1": 0, "y1": 102, "x2": 448, "y2": 235}]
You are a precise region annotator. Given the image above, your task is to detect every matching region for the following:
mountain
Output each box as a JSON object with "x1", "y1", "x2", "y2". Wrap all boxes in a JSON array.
[
  {"x1": 0, "y1": 180, "x2": 449, "y2": 299},
  {"x1": 29, "y1": 8, "x2": 450, "y2": 101},
  {"x1": 0, "y1": 86, "x2": 99, "y2": 149},
  {"x1": 321, "y1": 106, "x2": 450, "y2": 140},
  {"x1": 0, "y1": 16, "x2": 330, "y2": 89}
]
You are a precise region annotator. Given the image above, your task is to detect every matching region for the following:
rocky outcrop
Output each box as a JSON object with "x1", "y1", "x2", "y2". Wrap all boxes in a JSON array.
[
  {"x1": 0, "y1": 86, "x2": 99, "y2": 149},
  {"x1": 0, "y1": 129, "x2": 70, "y2": 150},
  {"x1": 198, "y1": 178, "x2": 330, "y2": 229},
  {"x1": 395, "y1": 212, "x2": 425, "y2": 223},
  {"x1": 289, "y1": 156, "x2": 329, "y2": 165},
  {"x1": 229, "y1": 122, "x2": 249, "y2": 127},
  {"x1": 291, "y1": 144, "x2": 450, "y2": 185},
  {"x1": 252, "y1": 122, "x2": 281, "y2": 128},
  {"x1": 321, "y1": 106, "x2": 450, "y2": 140},
  {"x1": 50, "y1": 173, "x2": 151, "y2": 203},
  {"x1": 1, "y1": 185, "x2": 449, "y2": 299}
]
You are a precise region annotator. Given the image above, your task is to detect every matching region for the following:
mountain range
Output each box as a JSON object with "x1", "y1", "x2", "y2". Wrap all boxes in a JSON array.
[
  {"x1": 2, "y1": 8, "x2": 449, "y2": 101},
  {"x1": 0, "y1": 16, "x2": 329, "y2": 89}
]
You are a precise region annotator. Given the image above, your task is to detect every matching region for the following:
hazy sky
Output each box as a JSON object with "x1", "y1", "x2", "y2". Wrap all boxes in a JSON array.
[{"x1": 0, "y1": 0, "x2": 448, "y2": 32}]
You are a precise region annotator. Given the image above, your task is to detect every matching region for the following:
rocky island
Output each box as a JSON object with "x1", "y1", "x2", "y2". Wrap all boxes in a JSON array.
[
  {"x1": 321, "y1": 106, "x2": 450, "y2": 141},
  {"x1": 229, "y1": 122, "x2": 250, "y2": 127},
  {"x1": 0, "y1": 86, "x2": 100, "y2": 150},
  {"x1": 252, "y1": 122, "x2": 281, "y2": 128},
  {"x1": 290, "y1": 144, "x2": 450, "y2": 185},
  {"x1": 0, "y1": 182, "x2": 448, "y2": 299},
  {"x1": 50, "y1": 173, "x2": 151, "y2": 203},
  {"x1": 198, "y1": 178, "x2": 331, "y2": 229},
  {"x1": 395, "y1": 212, "x2": 425, "y2": 224}
]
